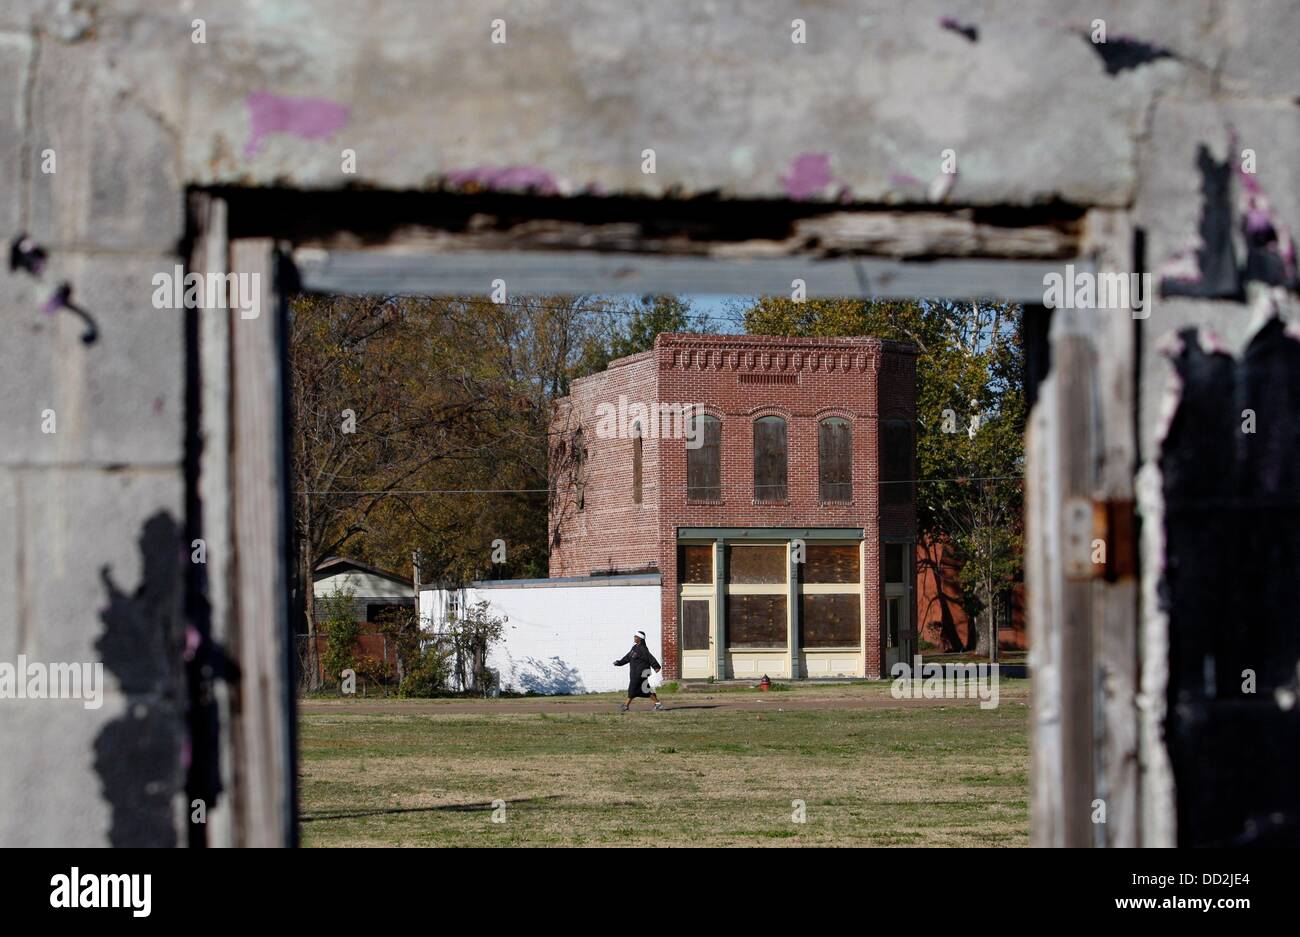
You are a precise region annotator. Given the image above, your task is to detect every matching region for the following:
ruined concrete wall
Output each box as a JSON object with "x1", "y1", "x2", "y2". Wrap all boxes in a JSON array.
[
  {"x1": 0, "y1": 0, "x2": 1296, "y2": 845},
  {"x1": 0, "y1": 10, "x2": 188, "y2": 845}
]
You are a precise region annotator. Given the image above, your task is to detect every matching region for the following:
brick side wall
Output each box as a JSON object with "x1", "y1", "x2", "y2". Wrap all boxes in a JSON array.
[
  {"x1": 548, "y1": 351, "x2": 661, "y2": 577},
  {"x1": 878, "y1": 346, "x2": 919, "y2": 542}
]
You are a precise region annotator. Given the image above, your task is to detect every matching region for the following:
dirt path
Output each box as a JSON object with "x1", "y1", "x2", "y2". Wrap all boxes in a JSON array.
[{"x1": 301, "y1": 692, "x2": 1027, "y2": 717}]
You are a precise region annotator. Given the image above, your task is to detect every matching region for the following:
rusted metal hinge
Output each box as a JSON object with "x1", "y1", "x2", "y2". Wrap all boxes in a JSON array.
[{"x1": 1064, "y1": 497, "x2": 1137, "y2": 581}]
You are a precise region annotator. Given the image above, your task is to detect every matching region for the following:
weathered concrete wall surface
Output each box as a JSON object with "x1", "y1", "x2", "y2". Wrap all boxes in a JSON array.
[
  {"x1": 10, "y1": 0, "x2": 1298, "y2": 214},
  {"x1": 0, "y1": 1, "x2": 1296, "y2": 845}
]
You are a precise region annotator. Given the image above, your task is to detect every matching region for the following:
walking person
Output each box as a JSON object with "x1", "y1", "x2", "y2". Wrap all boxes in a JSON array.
[{"x1": 614, "y1": 630, "x2": 664, "y2": 712}]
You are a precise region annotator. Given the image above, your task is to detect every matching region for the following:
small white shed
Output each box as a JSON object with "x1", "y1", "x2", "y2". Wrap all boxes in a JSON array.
[{"x1": 313, "y1": 556, "x2": 415, "y2": 622}]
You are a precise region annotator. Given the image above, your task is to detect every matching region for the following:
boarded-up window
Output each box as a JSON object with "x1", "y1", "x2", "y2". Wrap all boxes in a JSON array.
[
  {"x1": 884, "y1": 543, "x2": 905, "y2": 583},
  {"x1": 680, "y1": 544, "x2": 713, "y2": 584},
  {"x1": 881, "y1": 420, "x2": 913, "y2": 505},
  {"x1": 754, "y1": 416, "x2": 788, "y2": 502},
  {"x1": 801, "y1": 544, "x2": 860, "y2": 584},
  {"x1": 727, "y1": 594, "x2": 788, "y2": 648},
  {"x1": 687, "y1": 414, "x2": 721, "y2": 500},
  {"x1": 682, "y1": 600, "x2": 710, "y2": 650},
  {"x1": 818, "y1": 418, "x2": 852, "y2": 501},
  {"x1": 727, "y1": 545, "x2": 787, "y2": 584},
  {"x1": 632, "y1": 426, "x2": 643, "y2": 504},
  {"x1": 800, "y1": 594, "x2": 861, "y2": 647}
]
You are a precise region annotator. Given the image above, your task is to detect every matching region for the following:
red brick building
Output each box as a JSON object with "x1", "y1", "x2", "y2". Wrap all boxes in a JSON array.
[
  {"x1": 550, "y1": 333, "x2": 917, "y2": 680},
  {"x1": 916, "y1": 535, "x2": 1028, "y2": 653}
]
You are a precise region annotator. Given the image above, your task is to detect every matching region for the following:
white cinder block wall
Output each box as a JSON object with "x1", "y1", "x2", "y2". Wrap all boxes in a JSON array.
[{"x1": 421, "y1": 577, "x2": 663, "y2": 694}]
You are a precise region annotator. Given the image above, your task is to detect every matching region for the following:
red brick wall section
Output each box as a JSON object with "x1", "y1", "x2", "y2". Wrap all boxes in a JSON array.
[
  {"x1": 915, "y1": 535, "x2": 1027, "y2": 652},
  {"x1": 311, "y1": 632, "x2": 399, "y2": 683},
  {"x1": 548, "y1": 351, "x2": 661, "y2": 577},
  {"x1": 548, "y1": 334, "x2": 918, "y2": 680},
  {"x1": 878, "y1": 344, "x2": 919, "y2": 542}
]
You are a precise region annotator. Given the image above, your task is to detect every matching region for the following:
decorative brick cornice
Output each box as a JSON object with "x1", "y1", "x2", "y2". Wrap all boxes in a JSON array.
[{"x1": 657, "y1": 334, "x2": 892, "y2": 375}]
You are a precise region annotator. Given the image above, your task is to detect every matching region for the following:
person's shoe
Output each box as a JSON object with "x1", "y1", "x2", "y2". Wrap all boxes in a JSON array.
[
  {"x1": 619, "y1": 704, "x2": 629, "y2": 713},
  {"x1": 653, "y1": 702, "x2": 665, "y2": 711}
]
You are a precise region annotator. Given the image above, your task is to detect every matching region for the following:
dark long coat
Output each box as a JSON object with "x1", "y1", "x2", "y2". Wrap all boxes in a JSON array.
[{"x1": 615, "y1": 642, "x2": 661, "y2": 697}]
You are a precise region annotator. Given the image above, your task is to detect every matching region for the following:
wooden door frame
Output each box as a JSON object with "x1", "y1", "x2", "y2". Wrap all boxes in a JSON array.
[
  {"x1": 185, "y1": 186, "x2": 1144, "y2": 847},
  {"x1": 187, "y1": 193, "x2": 297, "y2": 847}
]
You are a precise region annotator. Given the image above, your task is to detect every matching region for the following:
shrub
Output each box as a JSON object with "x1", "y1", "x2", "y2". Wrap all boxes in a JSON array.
[
  {"x1": 399, "y1": 643, "x2": 454, "y2": 698},
  {"x1": 319, "y1": 586, "x2": 360, "y2": 688},
  {"x1": 373, "y1": 605, "x2": 422, "y2": 682}
]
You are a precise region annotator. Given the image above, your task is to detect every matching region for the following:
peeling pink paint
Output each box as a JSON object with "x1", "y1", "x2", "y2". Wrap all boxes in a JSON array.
[
  {"x1": 781, "y1": 152, "x2": 833, "y2": 200},
  {"x1": 443, "y1": 165, "x2": 560, "y2": 194},
  {"x1": 1234, "y1": 139, "x2": 1297, "y2": 284},
  {"x1": 1157, "y1": 237, "x2": 1205, "y2": 285},
  {"x1": 1153, "y1": 331, "x2": 1188, "y2": 448},
  {"x1": 244, "y1": 91, "x2": 350, "y2": 158},
  {"x1": 1197, "y1": 329, "x2": 1229, "y2": 356},
  {"x1": 889, "y1": 171, "x2": 923, "y2": 188}
]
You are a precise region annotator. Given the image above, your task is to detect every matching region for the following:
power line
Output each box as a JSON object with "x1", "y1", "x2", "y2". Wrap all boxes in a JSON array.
[
  {"x1": 297, "y1": 474, "x2": 1023, "y2": 495},
  {"x1": 297, "y1": 293, "x2": 741, "y2": 324}
]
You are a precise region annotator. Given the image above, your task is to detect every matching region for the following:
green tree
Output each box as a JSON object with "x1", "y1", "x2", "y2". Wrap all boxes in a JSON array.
[{"x1": 608, "y1": 294, "x2": 697, "y2": 359}]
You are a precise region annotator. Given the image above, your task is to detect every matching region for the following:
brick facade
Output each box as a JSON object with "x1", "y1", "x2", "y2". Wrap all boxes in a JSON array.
[{"x1": 550, "y1": 333, "x2": 916, "y2": 679}]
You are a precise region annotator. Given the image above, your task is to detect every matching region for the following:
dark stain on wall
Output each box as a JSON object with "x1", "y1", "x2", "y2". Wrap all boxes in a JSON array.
[
  {"x1": 92, "y1": 511, "x2": 186, "y2": 847},
  {"x1": 1084, "y1": 34, "x2": 1175, "y2": 76},
  {"x1": 1160, "y1": 145, "x2": 1241, "y2": 300},
  {"x1": 1161, "y1": 318, "x2": 1300, "y2": 846},
  {"x1": 938, "y1": 17, "x2": 978, "y2": 43}
]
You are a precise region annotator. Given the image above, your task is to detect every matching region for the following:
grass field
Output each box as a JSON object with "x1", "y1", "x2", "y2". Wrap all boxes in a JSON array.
[{"x1": 299, "y1": 681, "x2": 1030, "y2": 847}]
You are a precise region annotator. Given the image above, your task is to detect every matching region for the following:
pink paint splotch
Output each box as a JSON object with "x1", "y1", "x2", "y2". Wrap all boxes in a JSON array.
[
  {"x1": 442, "y1": 165, "x2": 560, "y2": 195},
  {"x1": 781, "y1": 152, "x2": 834, "y2": 200},
  {"x1": 244, "y1": 91, "x2": 350, "y2": 158}
]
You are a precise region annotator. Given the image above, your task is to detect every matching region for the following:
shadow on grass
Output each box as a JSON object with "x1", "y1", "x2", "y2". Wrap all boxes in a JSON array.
[{"x1": 300, "y1": 794, "x2": 562, "y2": 823}]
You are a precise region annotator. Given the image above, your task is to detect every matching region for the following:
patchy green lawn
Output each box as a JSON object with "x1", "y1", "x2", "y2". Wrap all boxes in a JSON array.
[{"x1": 298, "y1": 682, "x2": 1029, "y2": 847}]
